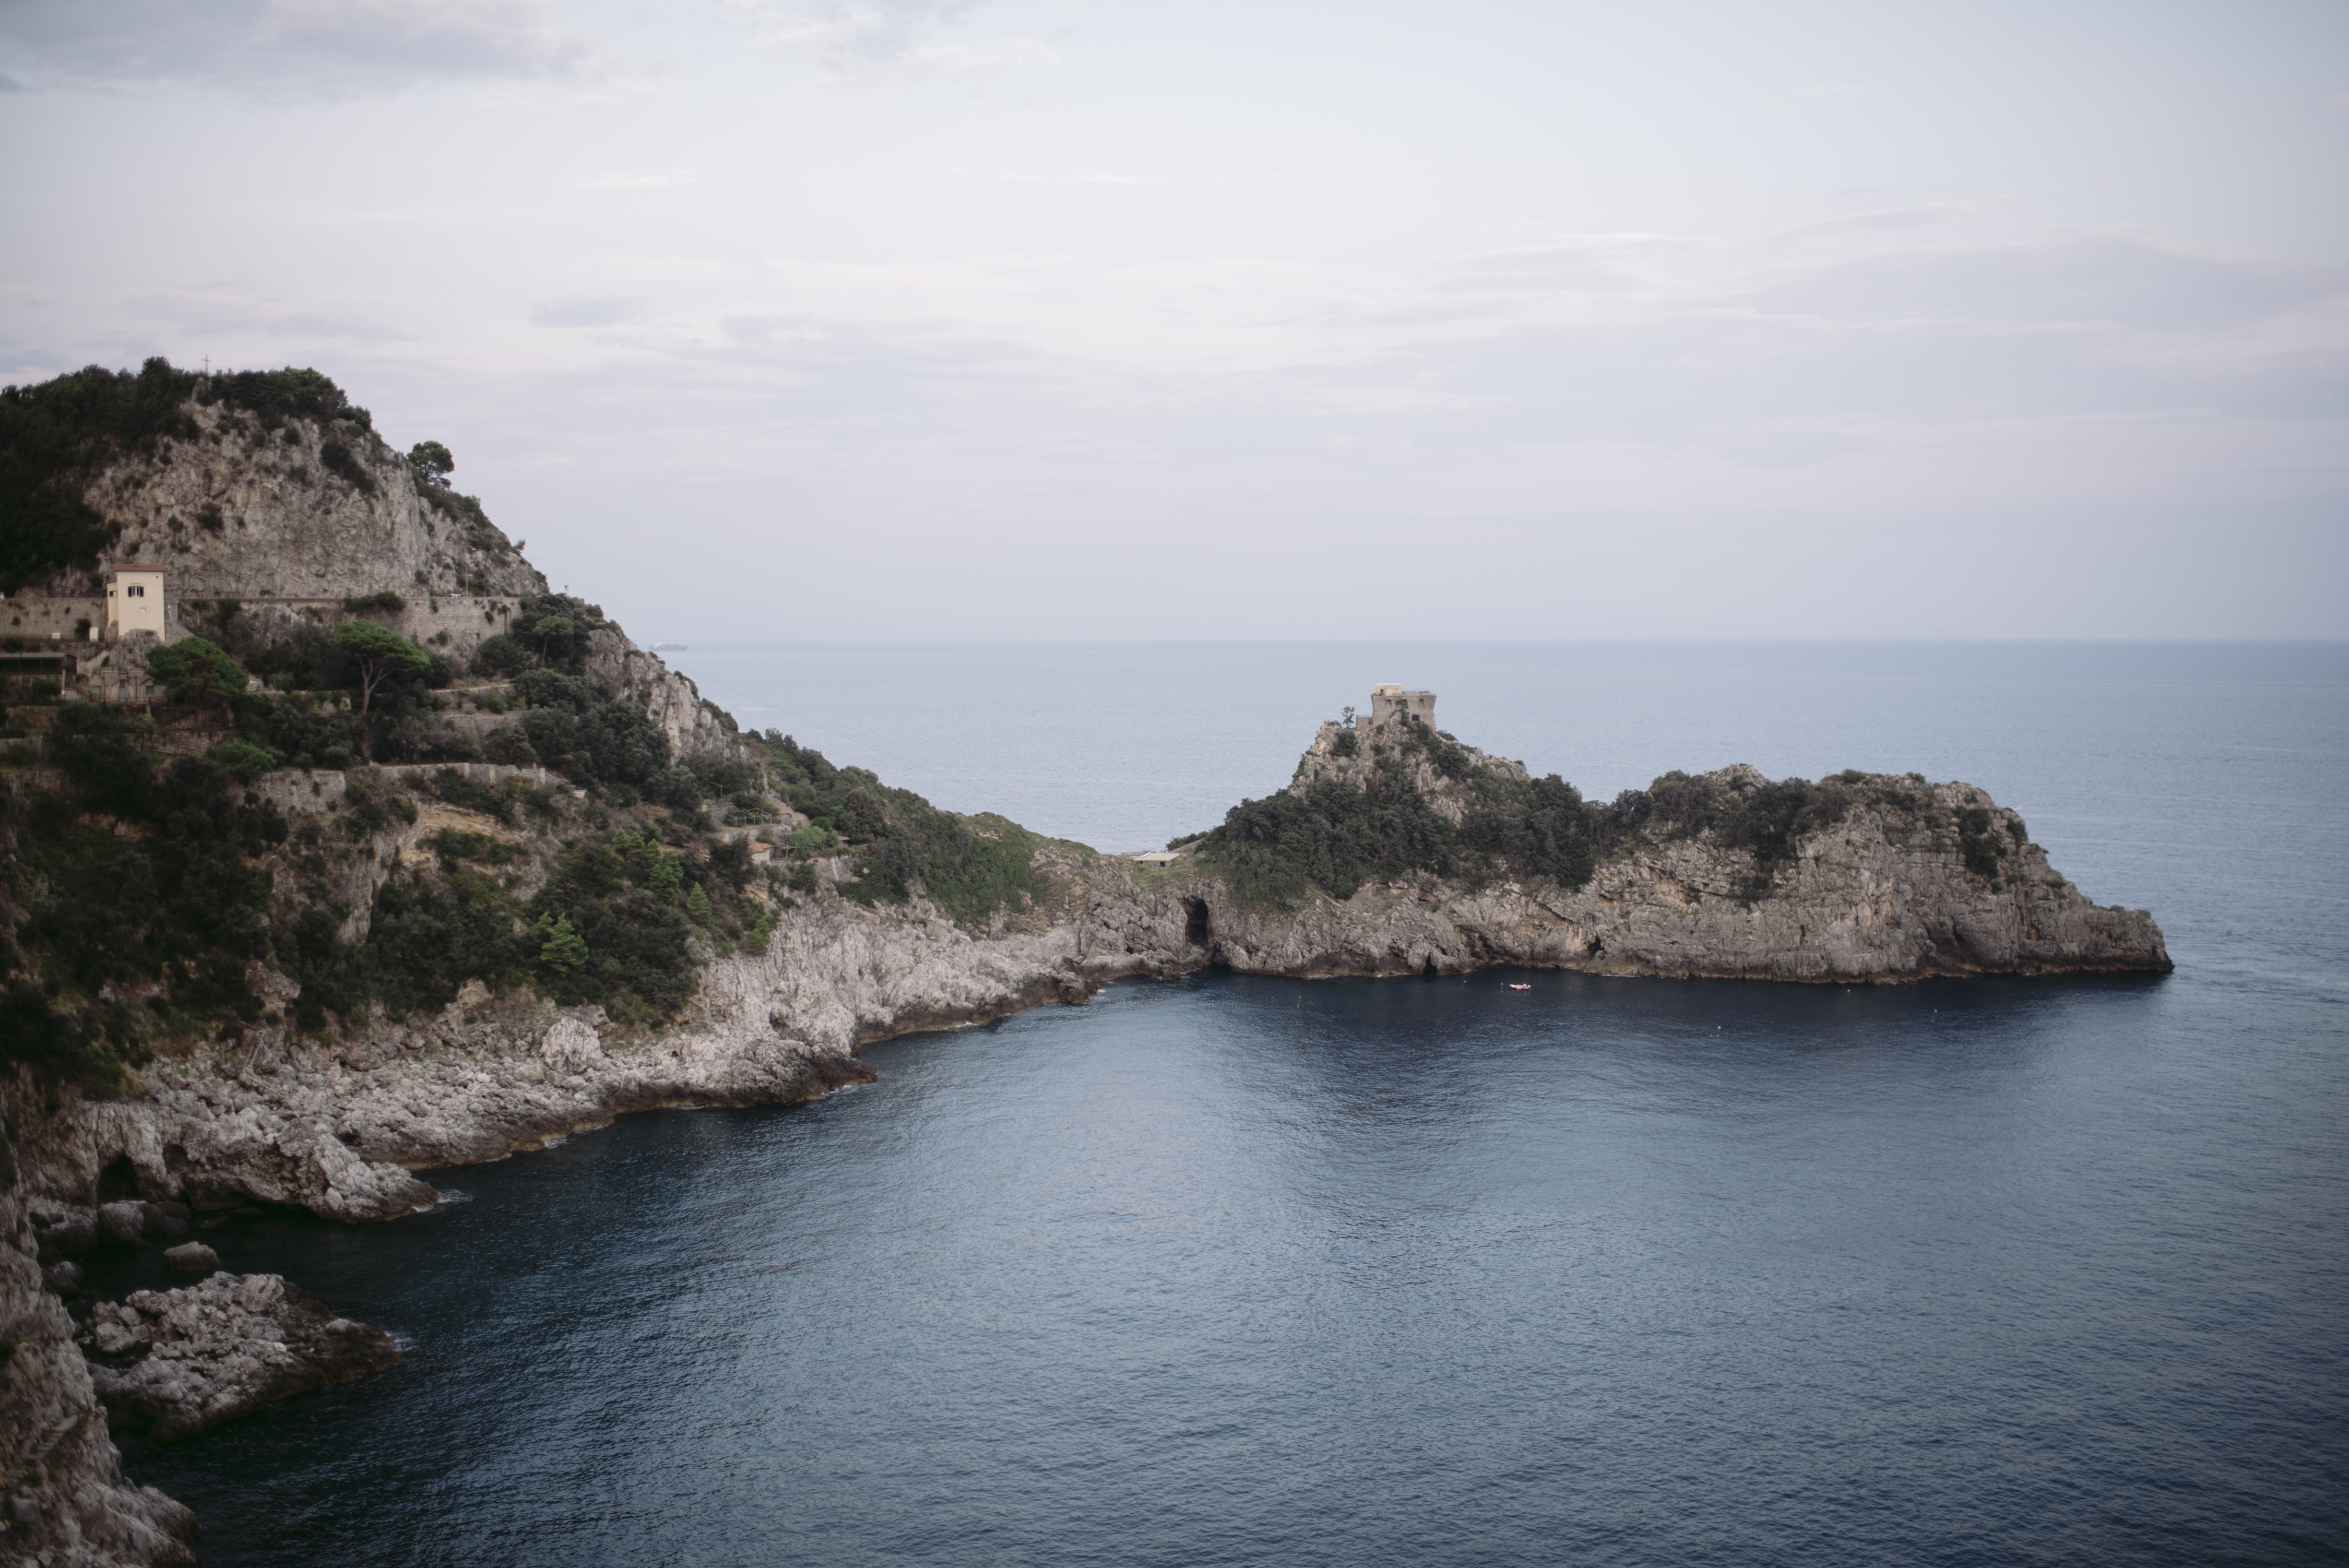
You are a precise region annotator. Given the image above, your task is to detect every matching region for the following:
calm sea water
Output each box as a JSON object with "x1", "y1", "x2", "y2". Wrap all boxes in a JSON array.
[{"x1": 106, "y1": 643, "x2": 2347, "y2": 1566}]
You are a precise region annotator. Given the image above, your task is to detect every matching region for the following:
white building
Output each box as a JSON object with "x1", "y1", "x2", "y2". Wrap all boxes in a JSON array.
[{"x1": 104, "y1": 563, "x2": 167, "y2": 640}]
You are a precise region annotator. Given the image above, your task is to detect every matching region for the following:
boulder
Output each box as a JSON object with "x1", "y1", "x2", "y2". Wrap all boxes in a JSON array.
[
  {"x1": 29, "y1": 1199, "x2": 98, "y2": 1260},
  {"x1": 142, "y1": 1199, "x2": 193, "y2": 1239},
  {"x1": 164, "y1": 1241, "x2": 220, "y2": 1273},
  {"x1": 78, "y1": 1272, "x2": 401, "y2": 1443}
]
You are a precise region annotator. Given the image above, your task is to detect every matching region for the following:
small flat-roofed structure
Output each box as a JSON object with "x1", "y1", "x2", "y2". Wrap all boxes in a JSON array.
[
  {"x1": 1134, "y1": 850, "x2": 1182, "y2": 867},
  {"x1": 105, "y1": 563, "x2": 167, "y2": 639}
]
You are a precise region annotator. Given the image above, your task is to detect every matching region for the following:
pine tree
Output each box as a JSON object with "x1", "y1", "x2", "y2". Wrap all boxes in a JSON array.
[
  {"x1": 685, "y1": 883, "x2": 713, "y2": 924},
  {"x1": 650, "y1": 853, "x2": 684, "y2": 900},
  {"x1": 536, "y1": 912, "x2": 588, "y2": 971}
]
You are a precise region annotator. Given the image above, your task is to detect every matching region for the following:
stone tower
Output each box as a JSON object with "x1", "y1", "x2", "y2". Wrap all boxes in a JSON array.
[{"x1": 1367, "y1": 682, "x2": 1436, "y2": 732}]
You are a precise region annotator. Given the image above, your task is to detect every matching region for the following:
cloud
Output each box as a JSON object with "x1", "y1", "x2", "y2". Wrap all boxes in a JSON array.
[
  {"x1": 0, "y1": 0, "x2": 593, "y2": 98},
  {"x1": 737, "y1": 0, "x2": 1051, "y2": 76},
  {"x1": 573, "y1": 170, "x2": 709, "y2": 190},
  {"x1": 1774, "y1": 204, "x2": 1976, "y2": 243},
  {"x1": 1425, "y1": 242, "x2": 1657, "y2": 296},
  {"x1": 1736, "y1": 237, "x2": 2327, "y2": 328},
  {"x1": 948, "y1": 167, "x2": 1146, "y2": 185},
  {"x1": 530, "y1": 296, "x2": 650, "y2": 328},
  {"x1": 746, "y1": 0, "x2": 976, "y2": 59},
  {"x1": 117, "y1": 287, "x2": 414, "y2": 341}
]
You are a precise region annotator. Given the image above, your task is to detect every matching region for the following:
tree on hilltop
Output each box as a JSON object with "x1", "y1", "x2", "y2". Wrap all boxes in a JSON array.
[{"x1": 408, "y1": 441, "x2": 454, "y2": 486}]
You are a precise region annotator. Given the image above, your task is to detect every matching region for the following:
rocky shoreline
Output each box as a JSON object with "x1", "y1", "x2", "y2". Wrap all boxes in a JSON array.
[{"x1": 0, "y1": 764, "x2": 2168, "y2": 1566}]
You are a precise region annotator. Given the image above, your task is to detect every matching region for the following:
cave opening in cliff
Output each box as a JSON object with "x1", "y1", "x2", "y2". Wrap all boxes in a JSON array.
[
  {"x1": 1185, "y1": 899, "x2": 1211, "y2": 948},
  {"x1": 96, "y1": 1153, "x2": 141, "y2": 1204}
]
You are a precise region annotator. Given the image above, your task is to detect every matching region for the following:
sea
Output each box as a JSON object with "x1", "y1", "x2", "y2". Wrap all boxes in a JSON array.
[{"x1": 94, "y1": 642, "x2": 2348, "y2": 1566}]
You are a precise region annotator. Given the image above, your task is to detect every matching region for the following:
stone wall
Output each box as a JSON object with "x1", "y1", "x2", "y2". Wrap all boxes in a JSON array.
[
  {"x1": 170, "y1": 595, "x2": 525, "y2": 670},
  {"x1": 1, "y1": 594, "x2": 102, "y2": 644},
  {"x1": 241, "y1": 762, "x2": 559, "y2": 817}
]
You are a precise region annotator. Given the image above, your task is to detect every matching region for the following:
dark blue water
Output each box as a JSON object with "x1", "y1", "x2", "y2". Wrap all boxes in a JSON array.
[{"x1": 111, "y1": 643, "x2": 2349, "y2": 1566}]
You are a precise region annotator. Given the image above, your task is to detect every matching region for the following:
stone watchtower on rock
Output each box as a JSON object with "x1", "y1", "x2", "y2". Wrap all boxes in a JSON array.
[{"x1": 1366, "y1": 683, "x2": 1436, "y2": 733}]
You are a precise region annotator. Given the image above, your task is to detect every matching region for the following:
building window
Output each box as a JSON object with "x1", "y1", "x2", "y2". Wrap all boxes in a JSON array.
[
  {"x1": 143, "y1": 682, "x2": 155, "y2": 700},
  {"x1": 113, "y1": 683, "x2": 127, "y2": 700},
  {"x1": 127, "y1": 585, "x2": 145, "y2": 598}
]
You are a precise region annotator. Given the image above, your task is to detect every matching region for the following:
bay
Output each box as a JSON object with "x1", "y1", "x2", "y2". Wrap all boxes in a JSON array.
[{"x1": 110, "y1": 642, "x2": 2349, "y2": 1565}]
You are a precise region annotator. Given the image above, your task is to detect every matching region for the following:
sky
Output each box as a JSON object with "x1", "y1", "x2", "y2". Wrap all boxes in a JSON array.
[{"x1": 2, "y1": 0, "x2": 2345, "y2": 643}]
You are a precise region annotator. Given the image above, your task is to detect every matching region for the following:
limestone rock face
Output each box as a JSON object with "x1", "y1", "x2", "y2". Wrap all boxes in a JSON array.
[
  {"x1": 582, "y1": 629, "x2": 743, "y2": 761},
  {"x1": 0, "y1": 1106, "x2": 202, "y2": 1567},
  {"x1": 76, "y1": 1272, "x2": 399, "y2": 1444},
  {"x1": 68, "y1": 402, "x2": 542, "y2": 607},
  {"x1": 1291, "y1": 718, "x2": 1529, "y2": 823}
]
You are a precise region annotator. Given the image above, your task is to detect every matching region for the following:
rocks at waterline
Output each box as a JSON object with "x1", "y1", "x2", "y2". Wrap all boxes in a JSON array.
[
  {"x1": 76, "y1": 1273, "x2": 400, "y2": 1443},
  {"x1": 31, "y1": 1198, "x2": 194, "y2": 1262}
]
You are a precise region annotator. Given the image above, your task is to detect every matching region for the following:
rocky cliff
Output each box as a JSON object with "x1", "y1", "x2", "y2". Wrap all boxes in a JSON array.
[
  {"x1": 1195, "y1": 722, "x2": 2169, "y2": 982},
  {"x1": 0, "y1": 1139, "x2": 200, "y2": 1567}
]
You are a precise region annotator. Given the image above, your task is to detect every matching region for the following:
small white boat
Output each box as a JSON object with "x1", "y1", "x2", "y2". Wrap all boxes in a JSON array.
[{"x1": 1506, "y1": 983, "x2": 1531, "y2": 991}]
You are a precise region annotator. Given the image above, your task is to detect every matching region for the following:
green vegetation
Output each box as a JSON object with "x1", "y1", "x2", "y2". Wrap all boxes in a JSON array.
[
  {"x1": 405, "y1": 438, "x2": 510, "y2": 557},
  {"x1": 0, "y1": 639, "x2": 1057, "y2": 1087},
  {"x1": 330, "y1": 621, "x2": 431, "y2": 757},
  {"x1": 0, "y1": 370, "x2": 1070, "y2": 1085},
  {"x1": 1, "y1": 359, "x2": 195, "y2": 592},
  {"x1": 145, "y1": 636, "x2": 246, "y2": 709},
  {"x1": 407, "y1": 441, "x2": 454, "y2": 484},
  {"x1": 758, "y1": 732, "x2": 1054, "y2": 924},
  {"x1": 1198, "y1": 721, "x2": 1866, "y2": 909},
  {"x1": 317, "y1": 438, "x2": 376, "y2": 495},
  {"x1": 1, "y1": 706, "x2": 288, "y2": 1091}
]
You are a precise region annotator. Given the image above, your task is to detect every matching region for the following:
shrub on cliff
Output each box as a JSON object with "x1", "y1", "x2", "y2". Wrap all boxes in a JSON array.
[
  {"x1": 1205, "y1": 771, "x2": 1463, "y2": 905},
  {"x1": 527, "y1": 837, "x2": 699, "y2": 1015},
  {"x1": 514, "y1": 595, "x2": 607, "y2": 675},
  {"x1": 1, "y1": 715, "x2": 286, "y2": 1083},
  {"x1": 471, "y1": 634, "x2": 532, "y2": 678},
  {"x1": 509, "y1": 669, "x2": 676, "y2": 794},
  {"x1": 0, "y1": 359, "x2": 188, "y2": 592},
  {"x1": 318, "y1": 438, "x2": 377, "y2": 495},
  {"x1": 1200, "y1": 755, "x2": 1855, "y2": 909},
  {"x1": 1632, "y1": 771, "x2": 1853, "y2": 901},
  {"x1": 761, "y1": 733, "x2": 1051, "y2": 924}
]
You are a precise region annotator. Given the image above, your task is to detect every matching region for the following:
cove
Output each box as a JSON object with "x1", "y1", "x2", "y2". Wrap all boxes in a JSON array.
[{"x1": 109, "y1": 961, "x2": 2346, "y2": 1567}]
